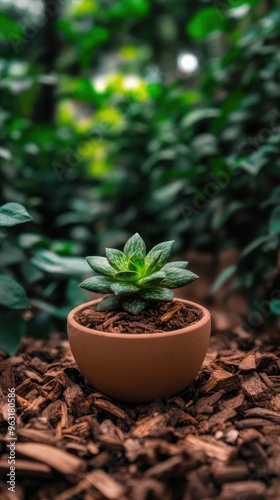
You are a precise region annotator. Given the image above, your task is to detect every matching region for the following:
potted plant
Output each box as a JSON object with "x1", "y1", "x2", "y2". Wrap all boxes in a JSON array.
[{"x1": 67, "y1": 234, "x2": 211, "y2": 403}]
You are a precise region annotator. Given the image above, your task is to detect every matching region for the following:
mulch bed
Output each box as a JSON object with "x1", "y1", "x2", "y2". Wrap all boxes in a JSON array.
[
  {"x1": 75, "y1": 301, "x2": 203, "y2": 333},
  {"x1": 0, "y1": 320, "x2": 279, "y2": 500}
]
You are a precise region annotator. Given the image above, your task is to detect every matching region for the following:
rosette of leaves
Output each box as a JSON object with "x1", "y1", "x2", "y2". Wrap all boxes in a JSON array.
[{"x1": 79, "y1": 233, "x2": 198, "y2": 314}]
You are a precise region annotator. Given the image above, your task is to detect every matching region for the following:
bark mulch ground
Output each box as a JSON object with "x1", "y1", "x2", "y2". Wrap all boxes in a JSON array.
[{"x1": 0, "y1": 322, "x2": 279, "y2": 500}]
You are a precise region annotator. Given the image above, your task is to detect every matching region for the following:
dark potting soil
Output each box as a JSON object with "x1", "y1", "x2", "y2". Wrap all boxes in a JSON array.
[{"x1": 74, "y1": 300, "x2": 203, "y2": 334}]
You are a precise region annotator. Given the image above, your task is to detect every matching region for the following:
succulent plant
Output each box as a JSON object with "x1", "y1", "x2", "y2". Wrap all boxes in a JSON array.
[{"x1": 79, "y1": 233, "x2": 198, "y2": 315}]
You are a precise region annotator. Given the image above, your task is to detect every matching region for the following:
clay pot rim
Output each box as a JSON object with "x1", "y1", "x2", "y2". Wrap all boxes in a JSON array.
[{"x1": 67, "y1": 298, "x2": 211, "y2": 339}]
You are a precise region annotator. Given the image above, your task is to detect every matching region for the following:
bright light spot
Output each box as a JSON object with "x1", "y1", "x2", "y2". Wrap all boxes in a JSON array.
[
  {"x1": 229, "y1": 4, "x2": 250, "y2": 18},
  {"x1": 177, "y1": 53, "x2": 199, "y2": 75},
  {"x1": 123, "y1": 75, "x2": 141, "y2": 90},
  {"x1": 25, "y1": 143, "x2": 39, "y2": 154},
  {"x1": 38, "y1": 74, "x2": 58, "y2": 85},
  {"x1": 15, "y1": 0, "x2": 29, "y2": 9},
  {"x1": 32, "y1": 0, "x2": 44, "y2": 15},
  {"x1": 0, "y1": 0, "x2": 44, "y2": 19},
  {"x1": 93, "y1": 76, "x2": 107, "y2": 92},
  {"x1": 9, "y1": 62, "x2": 28, "y2": 76}
]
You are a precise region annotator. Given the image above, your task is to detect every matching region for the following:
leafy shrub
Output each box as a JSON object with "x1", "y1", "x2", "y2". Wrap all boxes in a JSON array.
[{"x1": 0, "y1": 203, "x2": 32, "y2": 354}]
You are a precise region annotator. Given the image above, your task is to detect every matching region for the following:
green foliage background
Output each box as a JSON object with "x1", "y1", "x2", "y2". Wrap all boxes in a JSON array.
[{"x1": 1, "y1": 0, "x2": 280, "y2": 351}]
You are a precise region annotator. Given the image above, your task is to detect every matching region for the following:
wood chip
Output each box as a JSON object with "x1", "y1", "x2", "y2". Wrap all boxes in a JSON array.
[
  {"x1": 130, "y1": 414, "x2": 167, "y2": 438},
  {"x1": 86, "y1": 469, "x2": 125, "y2": 499},
  {"x1": 244, "y1": 407, "x2": 280, "y2": 423},
  {"x1": 0, "y1": 456, "x2": 52, "y2": 478},
  {"x1": 185, "y1": 435, "x2": 236, "y2": 462},
  {"x1": 64, "y1": 384, "x2": 84, "y2": 406},
  {"x1": 15, "y1": 443, "x2": 85, "y2": 476},
  {"x1": 202, "y1": 369, "x2": 241, "y2": 393},
  {"x1": 17, "y1": 428, "x2": 57, "y2": 445},
  {"x1": 239, "y1": 350, "x2": 256, "y2": 371},
  {"x1": 211, "y1": 463, "x2": 250, "y2": 484},
  {"x1": 94, "y1": 399, "x2": 127, "y2": 420},
  {"x1": 270, "y1": 393, "x2": 280, "y2": 412},
  {"x1": 242, "y1": 373, "x2": 268, "y2": 399},
  {"x1": 194, "y1": 390, "x2": 225, "y2": 413},
  {"x1": 145, "y1": 456, "x2": 182, "y2": 477},
  {"x1": 220, "y1": 480, "x2": 266, "y2": 499},
  {"x1": 0, "y1": 356, "x2": 23, "y2": 374}
]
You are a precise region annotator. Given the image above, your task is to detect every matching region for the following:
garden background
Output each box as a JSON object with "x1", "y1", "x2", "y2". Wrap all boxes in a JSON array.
[{"x1": 1, "y1": 0, "x2": 280, "y2": 353}]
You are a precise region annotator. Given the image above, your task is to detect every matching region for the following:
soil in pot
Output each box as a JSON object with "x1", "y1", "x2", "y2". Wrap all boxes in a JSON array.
[{"x1": 74, "y1": 299, "x2": 203, "y2": 334}]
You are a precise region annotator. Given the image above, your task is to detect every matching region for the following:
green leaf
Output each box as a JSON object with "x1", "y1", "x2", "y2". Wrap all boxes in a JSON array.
[
  {"x1": 0, "y1": 275, "x2": 30, "y2": 310},
  {"x1": 270, "y1": 300, "x2": 280, "y2": 316},
  {"x1": 141, "y1": 150, "x2": 176, "y2": 173},
  {"x1": 161, "y1": 268, "x2": 198, "y2": 288},
  {"x1": 109, "y1": 0, "x2": 150, "y2": 19},
  {"x1": 96, "y1": 294, "x2": 121, "y2": 311},
  {"x1": 138, "y1": 271, "x2": 166, "y2": 286},
  {"x1": 261, "y1": 185, "x2": 280, "y2": 208},
  {"x1": 86, "y1": 256, "x2": 115, "y2": 277},
  {"x1": 129, "y1": 248, "x2": 145, "y2": 269},
  {"x1": 80, "y1": 26, "x2": 109, "y2": 51},
  {"x1": 0, "y1": 202, "x2": 32, "y2": 227},
  {"x1": 31, "y1": 250, "x2": 90, "y2": 276},
  {"x1": 211, "y1": 201, "x2": 245, "y2": 231},
  {"x1": 122, "y1": 297, "x2": 147, "y2": 315},
  {"x1": 162, "y1": 261, "x2": 188, "y2": 270},
  {"x1": 238, "y1": 154, "x2": 267, "y2": 175},
  {"x1": 110, "y1": 283, "x2": 139, "y2": 296},
  {"x1": 0, "y1": 311, "x2": 26, "y2": 356},
  {"x1": 124, "y1": 233, "x2": 146, "y2": 258},
  {"x1": 144, "y1": 250, "x2": 163, "y2": 274},
  {"x1": 187, "y1": 7, "x2": 226, "y2": 39},
  {"x1": 240, "y1": 236, "x2": 268, "y2": 258},
  {"x1": 211, "y1": 265, "x2": 237, "y2": 294},
  {"x1": 0, "y1": 14, "x2": 24, "y2": 41},
  {"x1": 79, "y1": 276, "x2": 113, "y2": 293},
  {"x1": 145, "y1": 241, "x2": 174, "y2": 273},
  {"x1": 115, "y1": 270, "x2": 140, "y2": 281},
  {"x1": 127, "y1": 257, "x2": 139, "y2": 271},
  {"x1": 269, "y1": 206, "x2": 280, "y2": 235},
  {"x1": 105, "y1": 248, "x2": 127, "y2": 271},
  {"x1": 181, "y1": 109, "x2": 220, "y2": 128},
  {"x1": 30, "y1": 299, "x2": 71, "y2": 320},
  {"x1": 139, "y1": 287, "x2": 174, "y2": 301}
]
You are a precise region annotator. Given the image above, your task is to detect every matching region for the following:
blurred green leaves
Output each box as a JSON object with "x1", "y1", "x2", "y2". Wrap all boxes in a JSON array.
[
  {"x1": 187, "y1": 7, "x2": 226, "y2": 39},
  {"x1": 0, "y1": 275, "x2": 30, "y2": 309},
  {"x1": 0, "y1": 13, "x2": 24, "y2": 42},
  {"x1": 269, "y1": 206, "x2": 280, "y2": 236},
  {"x1": 0, "y1": 0, "x2": 279, "y2": 355},
  {"x1": 0, "y1": 311, "x2": 27, "y2": 356},
  {"x1": 0, "y1": 202, "x2": 32, "y2": 227},
  {"x1": 31, "y1": 250, "x2": 90, "y2": 276}
]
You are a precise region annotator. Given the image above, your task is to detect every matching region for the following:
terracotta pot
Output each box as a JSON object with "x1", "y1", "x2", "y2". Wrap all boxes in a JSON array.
[{"x1": 67, "y1": 298, "x2": 211, "y2": 404}]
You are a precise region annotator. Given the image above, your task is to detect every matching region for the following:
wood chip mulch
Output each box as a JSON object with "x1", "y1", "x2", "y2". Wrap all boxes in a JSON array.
[
  {"x1": 0, "y1": 322, "x2": 279, "y2": 500},
  {"x1": 75, "y1": 301, "x2": 203, "y2": 334}
]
